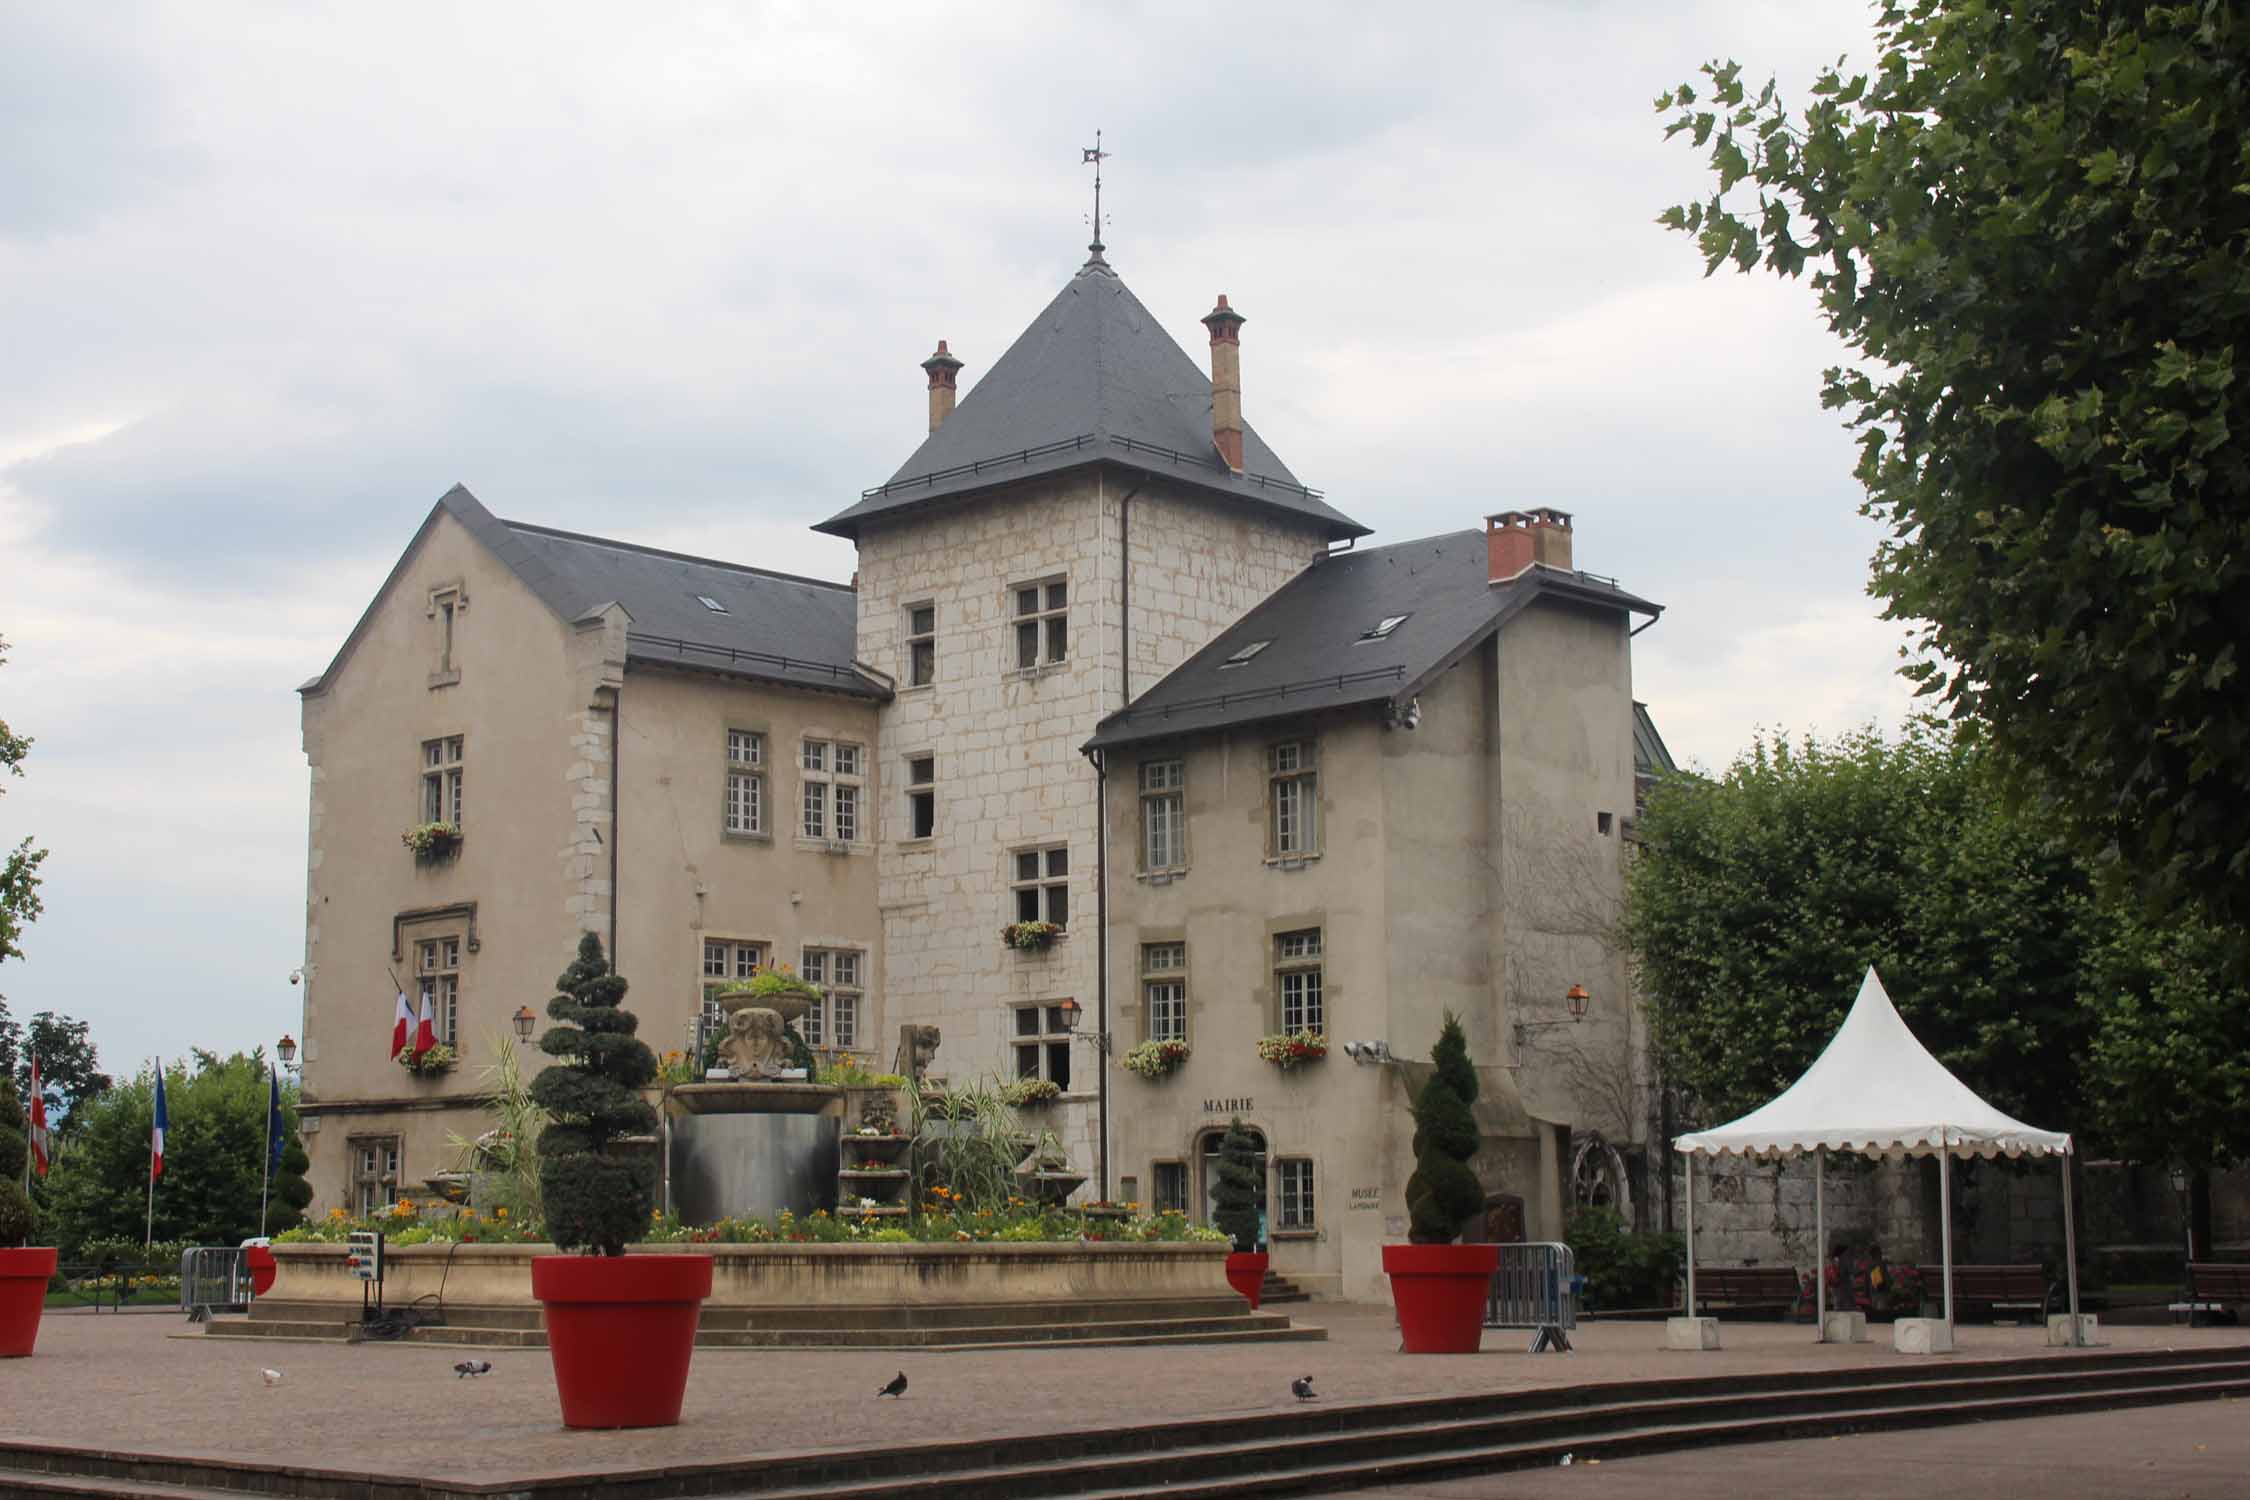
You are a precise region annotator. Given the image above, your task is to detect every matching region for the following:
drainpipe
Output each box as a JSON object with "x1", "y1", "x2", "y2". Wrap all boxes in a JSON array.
[
  {"x1": 1092, "y1": 746, "x2": 1110, "y2": 1201},
  {"x1": 609, "y1": 681, "x2": 621, "y2": 967}
]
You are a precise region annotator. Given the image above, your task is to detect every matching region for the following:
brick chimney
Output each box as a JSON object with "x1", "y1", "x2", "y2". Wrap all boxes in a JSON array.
[
  {"x1": 1486, "y1": 509, "x2": 1574, "y2": 583},
  {"x1": 921, "y1": 339, "x2": 964, "y2": 433},
  {"x1": 1201, "y1": 295, "x2": 1246, "y2": 473}
]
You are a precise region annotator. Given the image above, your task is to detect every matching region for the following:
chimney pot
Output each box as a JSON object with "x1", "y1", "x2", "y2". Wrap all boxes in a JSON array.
[
  {"x1": 921, "y1": 339, "x2": 965, "y2": 433},
  {"x1": 1485, "y1": 508, "x2": 1574, "y2": 583},
  {"x1": 1201, "y1": 294, "x2": 1247, "y2": 473}
]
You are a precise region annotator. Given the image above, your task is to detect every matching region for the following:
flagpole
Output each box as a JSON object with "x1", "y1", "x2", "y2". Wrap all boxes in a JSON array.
[
  {"x1": 260, "y1": 1063, "x2": 274, "y2": 1238},
  {"x1": 145, "y1": 1057, "x2": 160, "y2": 1251}
]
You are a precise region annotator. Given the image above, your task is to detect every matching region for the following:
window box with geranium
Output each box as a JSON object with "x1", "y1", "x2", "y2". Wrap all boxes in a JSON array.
[
  {"x1": 1255, "y1": 1031, "x2": 1328, "y2": 1070},
  {"x1": 397, "y1": 1043, "x2": 457, "y2": 1077},
  {"x1": 1001, "y1": 920, "x2": 1063, "y2": 953},
  {"x1": 1122, "y1": 1039, "x2": 1189, "y2": 1079},
  {"x1": 402, "y1": 821, "x2": 462, "y2": 862},
  {"x1": 1001, "y1": 1077, "x2": 1061, "y2": 1108}
]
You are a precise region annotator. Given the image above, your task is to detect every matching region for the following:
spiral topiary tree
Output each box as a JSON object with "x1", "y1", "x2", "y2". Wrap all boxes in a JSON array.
[
  {"x1": 1211, "y1": 1116, "x2": 1264, "y2": 1254},
  {"x1": 1404, "y1": 1012, "x2": 1484, "y2": 1245},
  {"x1": 0, "y1": 1076, "x2": 32, "y2": 1248},
  {"x1": 529, "y1": 933, "x2": 658, "y2": 1256}
]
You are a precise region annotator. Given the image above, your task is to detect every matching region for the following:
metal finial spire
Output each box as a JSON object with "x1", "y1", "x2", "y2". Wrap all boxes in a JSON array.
[{"x1": 1081, "y1": 130, "x2": 1110, "y2": 260}]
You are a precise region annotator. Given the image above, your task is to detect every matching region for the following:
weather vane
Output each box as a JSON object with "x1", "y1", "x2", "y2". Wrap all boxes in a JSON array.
[{"x1": 1082, "y1": 130, "x2": 1110, "y2": 252}]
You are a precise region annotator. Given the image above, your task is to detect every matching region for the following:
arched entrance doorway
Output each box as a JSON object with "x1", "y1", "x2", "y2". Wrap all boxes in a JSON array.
[{"x1": 1198, "y1": 1125, "x2": 1267, "y2": 1245}]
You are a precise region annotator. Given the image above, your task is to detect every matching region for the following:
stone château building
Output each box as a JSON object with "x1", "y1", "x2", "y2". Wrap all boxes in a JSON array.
[{"x1": 294, "y1": 236, "x2": 1668, "y2": 1299}]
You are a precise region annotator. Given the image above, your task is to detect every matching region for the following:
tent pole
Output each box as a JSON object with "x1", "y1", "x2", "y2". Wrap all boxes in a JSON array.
[
  {"x1": 1939, "y1": 1131, "x2": 1955, "y2": 1330},
  {"x1": 1815, "y1": 1147, "x2": 1826, "y2": 1343},
  {"x1": 2061, "y1": 1149, "x2": 2081, "y2": 1342},
  {"x1": 1684, "y1": 1152, "x2": 1696, "y2": 1317}
]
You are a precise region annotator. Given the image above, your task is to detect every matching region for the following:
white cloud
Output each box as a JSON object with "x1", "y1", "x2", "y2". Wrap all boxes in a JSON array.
[{"x1": 0, "y1": 0, "x2": 1901, "y2": 1070}]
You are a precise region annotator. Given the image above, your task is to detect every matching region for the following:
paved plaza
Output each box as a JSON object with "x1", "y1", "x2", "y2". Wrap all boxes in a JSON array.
[{"x1": 2, "y1": 1305, "x2": 2247, "y2": 1492}]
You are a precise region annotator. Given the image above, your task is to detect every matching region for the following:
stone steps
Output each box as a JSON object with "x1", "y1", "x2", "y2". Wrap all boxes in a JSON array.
[
  {"x1": 1258, "y1": 1271, "x2": 1310, "y2": 1305},
  {"x1": 8, "y1": 1344, "x2": 2245, "y2": 1500}
]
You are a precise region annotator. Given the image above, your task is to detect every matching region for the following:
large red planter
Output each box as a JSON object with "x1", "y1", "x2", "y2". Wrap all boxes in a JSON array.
[
  {"x1": 0, "y1": 1247, "x2": 58, "y2": 1358},
  {"x1": 532, "y1": 1253, "x2": 712, "y2": 1428},
  {"x1": 1383, "y1": 1242, "x2": 1498, "y2": 1354},
  {"x1": 1225, "y1": 1251, "x2": 1269, "y2": 1310},
  {"x1": 245, "y1": 1245, "x2": 278, "y2": 1298}
]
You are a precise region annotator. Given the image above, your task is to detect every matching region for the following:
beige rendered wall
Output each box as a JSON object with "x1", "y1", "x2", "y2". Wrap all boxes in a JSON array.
[
  {"x1": 297, "y1": 509, "x2": 590, "y2": 1212},
  {"x1": 853, "y1": 466, "x2": 1326, "y2": 1180},
  {"x1": 1102, "y1": 706, "x2": 1391, "y2": 1300},
  {"x1": 1489, "y1": 598, "x2": 1644, "y2": 1185},
  {"x1": 611, "y1": 665, "x2": 883, "y2": 1068}
]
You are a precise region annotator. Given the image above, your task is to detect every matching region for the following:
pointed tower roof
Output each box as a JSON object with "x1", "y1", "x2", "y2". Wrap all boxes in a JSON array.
[{"x1": 817, "y1": 252, "x2": 1367, "y2": 540}]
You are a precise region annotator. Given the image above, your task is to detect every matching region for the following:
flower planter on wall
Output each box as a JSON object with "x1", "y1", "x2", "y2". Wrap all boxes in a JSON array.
[
  {"x1": 0, "y1": 1246, "x2": 58, "y2": 1358},
  {"x1": 1225, "y1": 1251, "x2": 1269, "y2": 1310},
  {"x1": 532, "y1": 1253, "x2": 712, "y2": 1428},
  {"x1": 1382, "y1": 1242, "x2": 1498, "y2": 1354}
]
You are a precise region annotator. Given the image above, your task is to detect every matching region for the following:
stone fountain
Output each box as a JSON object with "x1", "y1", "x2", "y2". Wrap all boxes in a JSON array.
[{"x1": 667, "y1": 983, "x2": 844, "y2": 1223}]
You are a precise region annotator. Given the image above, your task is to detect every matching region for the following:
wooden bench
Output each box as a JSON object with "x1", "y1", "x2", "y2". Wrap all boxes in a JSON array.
[
  {"x1": 1689, "y1": 1265, "x2": 1801, "y2": 1318},
  {"x1": 2175, "y1": 1262, "x2": 2250, "y2": 1325},
  {"x1": 1946, "y1": 1263, "x2": 2052, "y2": 1322}
]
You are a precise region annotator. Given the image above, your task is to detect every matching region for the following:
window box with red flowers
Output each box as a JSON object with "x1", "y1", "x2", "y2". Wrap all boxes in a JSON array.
[{"x1": 1255, "y1": 1031, "x2": 1329, "y2": 1071}]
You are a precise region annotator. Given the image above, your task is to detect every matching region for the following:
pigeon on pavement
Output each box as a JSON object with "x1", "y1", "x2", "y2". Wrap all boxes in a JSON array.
[
  {"x1": 260, "y1": 1368, "x2": 285, "y2": 1387},
  {"x1": 454, "y1": 1359, "x2": 493, "y2": 1378},
  {"x1": 878, "y1": 1371, "x2": 909, "y2": 1398},
  {"x1": 1291, "y1": 1375, "x2": 1317, "y2": 1401}
]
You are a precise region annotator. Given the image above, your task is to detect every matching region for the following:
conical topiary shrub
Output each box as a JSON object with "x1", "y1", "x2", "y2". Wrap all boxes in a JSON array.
[
  {"x1": 530, "y1": 933, "x2": 658, "y2": 1256},
  {"x1": 1211, "y1": 1116, "x2": 1264, "y2": 1254},
  {"x1": 1405, "y1": 1011, "x2": 1483, "y2": 1244},
  {"x1": 0, "y1": 1076, "x2": 32, "y2": 1249}
]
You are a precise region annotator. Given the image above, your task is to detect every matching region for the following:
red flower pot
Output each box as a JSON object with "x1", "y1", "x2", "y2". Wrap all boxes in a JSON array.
[
  {"x1": 0, "y1": 1247, "x2": 58, "y2": 1358},
  {"x1": 245, "y1": 1245, "x2": 278, "y2": 1298},
  {"x1": 532, "y1": 1253, "x2": 712, "y2": 1428},
  {"x1": 1225, "y1": 1251, "x2": 1269, "y2": 1310},
  {"x1": 1383, "y1": 1242, "x2": 1498, "y2": 1354}
]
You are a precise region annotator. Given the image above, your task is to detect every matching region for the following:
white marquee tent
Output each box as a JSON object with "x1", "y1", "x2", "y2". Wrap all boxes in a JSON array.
[{"x1": 1674, "y1": 967, "x2": 2082, "y2": 1341}]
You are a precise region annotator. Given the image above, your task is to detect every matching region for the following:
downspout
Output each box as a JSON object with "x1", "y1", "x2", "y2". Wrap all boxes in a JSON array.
[
  {"x1": 1093, "y1": 746, "x2": 1110, "y2": 1202},
  {"x1": 609, "y1": 680, "x2": 621, "y2": 968}
]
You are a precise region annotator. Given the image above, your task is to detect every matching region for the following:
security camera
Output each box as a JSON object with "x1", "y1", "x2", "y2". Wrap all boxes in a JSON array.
[
  {"x1": 288, "y1": 967, "x2": 305, "y2": 986},
  {"x1": 1343, "y1": 1041, "x2": 1363, "y2": 1060}
]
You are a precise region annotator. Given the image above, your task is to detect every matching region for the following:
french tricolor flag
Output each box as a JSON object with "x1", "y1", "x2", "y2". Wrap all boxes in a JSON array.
[
  {"x1": 392, "y1": 991, "x2": 413, "y2": 1058},
  {"x1": 150, "y1": 1065, "x2": 170, "y2": 1182}
]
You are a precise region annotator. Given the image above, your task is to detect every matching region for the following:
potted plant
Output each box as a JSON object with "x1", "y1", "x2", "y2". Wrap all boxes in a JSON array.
[
  {"x1": 1122, "y1": 1039, "x2": 1190, "y2": 1079},
  {"x1": 1015, "y1": 1130, "x2": 1086, "y2": 1205},
  {"x1": 396, "y1": 1041, "x2": 457, "y2": 1077},
  {"x1": 1382, "y1": 1012, "x2": 1499, "y2": 1353},
  {"x1": 1000, "y1": 919, "x2": 1063, "y2": 952},
  {"x1": 528, "y1": 933, "x2": 712, "y2": 1428},
  {"x1": 0, "y1": 1075, "x2": 54, "y2": 1357},
  {"x1": 1255, "y1": 1030, "x2": 1329, "y2": 1070},
  {"x1": 1001, "y1": 1077, "x2": 1061, "y2": 1108},
  {"x1": 400, "y1": 821, "x2": 462, "y2": 861},
  {"x1": 1211, "y1": 1116, "x2": 1268, "y2": 1310}
]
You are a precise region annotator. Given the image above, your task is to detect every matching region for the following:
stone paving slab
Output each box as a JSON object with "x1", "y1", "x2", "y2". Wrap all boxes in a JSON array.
[
  {"x1": 4, "y1": 1306, "x2": 2248, "y2": 1487},
  {"x1": 1321, "y1": 1397, "x2": 2248, "y2": 1498}
]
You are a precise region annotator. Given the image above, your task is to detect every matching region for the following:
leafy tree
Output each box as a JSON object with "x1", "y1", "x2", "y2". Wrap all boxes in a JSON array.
[
  {"x1": 42, "y1": 1052, "x2": 309, "y2": 1253},
  {"x1": 531, "y1": 933, "x2": 657, "y2": 1256},
  {"x1": 2082, "y1": 908, "x2": 2250, "y2": 1175},
  {"x1": 0, "y1": 636, "x2": 50, "y2": 1009},
  {"x1": 0, "y1": 1007, "x2": 111, "y2": 1133},
  {"x1": 1657, "y1": 4, "x2": 2250, "y2": 941},
  {"x1": 1404, "y1": 1013, "x2": 1484, "y2": 1245},
  {"x1": 1210, "y1": 1117, "x2": 1264, "y2": 1254},
  {"x1": 1625, "y1": 724, "x2": 2093, "y2": 1129},
  {"x1": 0, "y1": 1074, "x2": 32, "y2": 1246}
]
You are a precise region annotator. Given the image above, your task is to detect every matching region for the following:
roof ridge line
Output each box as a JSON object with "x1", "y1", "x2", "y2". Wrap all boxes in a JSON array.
[{"x1": 501, "y1": 519, "x2": 854, "y2": 592}]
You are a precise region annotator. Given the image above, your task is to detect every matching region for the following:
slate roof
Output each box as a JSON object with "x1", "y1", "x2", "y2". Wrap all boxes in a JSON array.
[
  {"x1": 302, "y1": 485, "x2": 880, "y2": 699},
  {"x1": 1084, "y1": 528, "x2": 1661, "y2": 752},
  {"x1": 816, "y1": 250, "x2": 1368, "y2": 541}
]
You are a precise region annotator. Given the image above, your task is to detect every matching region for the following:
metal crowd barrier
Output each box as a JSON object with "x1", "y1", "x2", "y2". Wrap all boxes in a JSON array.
[
  {"x1": 179, "y1": 1246, "x2": 252, "y2": 1318},
  {"x1": 1485, "y1": 1241, "x2": 1577, "y2": 1353}
]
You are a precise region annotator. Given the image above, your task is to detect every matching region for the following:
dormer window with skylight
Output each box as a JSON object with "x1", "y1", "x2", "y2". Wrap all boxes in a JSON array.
[
  {"x1": 696, "y1": 594, "x2": 729, "y2": 614},
  {"x1": 1356, "y1": 614, "x2": 1410, "y2": 644},
  {"x1": 1220, "y1": 640, "x2": 1271, "y2": 669}
]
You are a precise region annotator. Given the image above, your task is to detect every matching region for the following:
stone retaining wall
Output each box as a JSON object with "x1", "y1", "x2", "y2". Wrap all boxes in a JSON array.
[{"x1": 270, "y1": 1239, "x2": 1231, "y2": 1309}]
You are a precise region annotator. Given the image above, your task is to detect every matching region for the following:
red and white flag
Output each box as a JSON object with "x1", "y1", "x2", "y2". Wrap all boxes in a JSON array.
[
  {"x1": 391, "y1": 991, "x2": 413, "y2": 1058},
  {"x1": 414, "y1": 992, "x2": 437, "y2": 1055},
  {"x1": 26, "y1": 1054, "x2": 50, "y2": 1177}
]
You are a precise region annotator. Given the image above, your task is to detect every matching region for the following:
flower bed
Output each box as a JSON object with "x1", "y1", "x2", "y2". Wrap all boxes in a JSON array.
[
  {"x1": 1255, "y1": 1031, "x2": 1328, "y2": 1070},
  {"x1": 1123, "y1": 1039, "x2": 1190, "y2": 1079}
]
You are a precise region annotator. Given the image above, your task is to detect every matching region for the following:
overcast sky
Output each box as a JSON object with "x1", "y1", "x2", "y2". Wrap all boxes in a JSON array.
[{"x1": 0, "y1": 1, "x2": 1910, "y2": 1078}]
